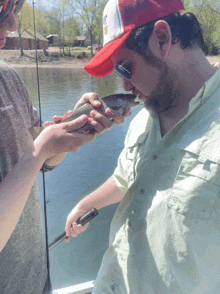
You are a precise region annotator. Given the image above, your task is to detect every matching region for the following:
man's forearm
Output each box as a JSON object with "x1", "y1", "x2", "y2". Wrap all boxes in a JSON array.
[
  {"x1": 0, "y1": 147, "x2": 45, "y2": 252},
  {"x1": 77, "y1": 176, "x2": 124, "y2": 211},
  {"x1": 44, "y1": 152, "x2": 67, "y2": 167}
]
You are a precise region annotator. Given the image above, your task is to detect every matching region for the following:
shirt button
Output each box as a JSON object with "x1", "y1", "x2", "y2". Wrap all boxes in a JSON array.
[
  {"x1": 140, "y1": 188, "x2": 145, "y2": 194},
  {"x1": 152, "y1": 154, "x2": 158, "y2": 160}
]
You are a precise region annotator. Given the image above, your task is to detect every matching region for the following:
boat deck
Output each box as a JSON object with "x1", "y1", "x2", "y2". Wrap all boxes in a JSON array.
[{"x1": 52, "y1": 280, "x2": 94, "y2": 294}]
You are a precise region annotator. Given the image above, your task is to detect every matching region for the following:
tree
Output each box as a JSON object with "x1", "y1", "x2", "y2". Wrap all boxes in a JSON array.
[
  {"x1": 46, "y1": 0, "x2": 77, "y2": 55},
  {"x1": 196, "y1": 6, "x2": 220, "y2": 54},
  {"x1": 63, "y1": 17, "x2": 80, "y2": 53},
  {"x1": 35, "y1": 5, "x2": 51, "y2": 37},
  {"x1": 17, "y1": 2, "x2": 34, "y2": 56},
  {"x1": 17, "y1": 2, "x2": 51, "y2": 55},
  {"x1": 184, "y1": 0, "x2": 220, "y2": 55},
  {"x1": 93, "y1": 0, "x2": 107, "y2": 46},
  {"x1": 46, "y1": 7, "x2": 64, "y2": 53},
  {"x1": 68, "y1": 0, "x2": 106, "y2": 56},
  {"x1": 19, "y1": 1, "x2": 34, "y2": 31}
]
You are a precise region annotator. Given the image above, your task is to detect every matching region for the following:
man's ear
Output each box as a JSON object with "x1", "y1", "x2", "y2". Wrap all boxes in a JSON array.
[{"x1": 148, "y1": 20, "x2": 172, "y2": 58}]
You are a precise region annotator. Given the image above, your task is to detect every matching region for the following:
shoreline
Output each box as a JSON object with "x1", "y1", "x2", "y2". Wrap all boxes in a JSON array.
[
  {"x1": 0, "y1": 48, "x2": 219, "y2": 69},
  {"x1": 10, "y1": 60, "x2": 89, "y2": 69},
  {"x1": 0, "y1": 48, "x2": 90, "y2": 69},
  {"x1": 9, "y1": 56, "x2": 220, "y2": 69}
]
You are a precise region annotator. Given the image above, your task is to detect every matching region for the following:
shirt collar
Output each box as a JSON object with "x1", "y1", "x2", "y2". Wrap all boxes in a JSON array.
[
  {"x1": 201, "y1": 66, "x2": 220, "y2": 104},
  {"x1": 126, "y1": 67, "x2": 220, "y2": 148},
  {"x1": 127, "y1": 108, "x2": 152, "y2": 148}
]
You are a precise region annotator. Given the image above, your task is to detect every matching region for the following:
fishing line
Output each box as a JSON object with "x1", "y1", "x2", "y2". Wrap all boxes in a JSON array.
[{"x1": 32, "y1": 0, "x2": 51, "y2": 287}]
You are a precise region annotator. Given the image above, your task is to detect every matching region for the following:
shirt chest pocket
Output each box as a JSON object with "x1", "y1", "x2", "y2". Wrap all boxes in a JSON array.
[{"x1": 166, "y1": 138, "x2": 220, "y2": 220}]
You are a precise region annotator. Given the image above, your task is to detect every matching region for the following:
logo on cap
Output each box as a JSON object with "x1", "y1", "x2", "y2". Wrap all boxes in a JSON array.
[{"x1": 103, "y1": 15, "x2": 108, "y2": 35}]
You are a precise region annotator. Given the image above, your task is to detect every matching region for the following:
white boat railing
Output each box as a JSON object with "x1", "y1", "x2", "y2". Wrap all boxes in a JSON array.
[
  {"x1": 52, "y1": 280, "x2": 95, "y2": 294},
  {"x1": 212, "y1": 62, "x2": 220, "y2": 68}
]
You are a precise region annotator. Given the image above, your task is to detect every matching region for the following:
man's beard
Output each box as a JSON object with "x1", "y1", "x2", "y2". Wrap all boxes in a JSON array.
[{"x1": 142, "y1": 50, "x2": 179, "y2": 114}]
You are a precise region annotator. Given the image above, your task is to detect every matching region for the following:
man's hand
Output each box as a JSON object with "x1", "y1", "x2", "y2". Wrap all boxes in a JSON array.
[
  {"x1": 47, "y1": 93, "x2": 131, "y2": 135},
  {"x1": 74, "y1": 92, "x2": 132, "y2": 129},
  {"x1": 65, "y1": 205, "x2": 91, "y2": 241},
  {"x1": 34, "y1": 114, "x2": 96, "y2": 162},
  {"x1": 64, "y1": 176, "x2": 124, "y2": 243}
]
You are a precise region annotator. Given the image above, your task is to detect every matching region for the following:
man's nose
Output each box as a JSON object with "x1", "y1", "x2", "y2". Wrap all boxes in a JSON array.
[{"x1": 3, "y1": 11, "x2": 19, "y2": 32}]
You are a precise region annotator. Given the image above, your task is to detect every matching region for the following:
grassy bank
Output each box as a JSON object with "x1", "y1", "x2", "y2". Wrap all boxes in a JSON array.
[
  {"x1": 0, "y1": 47, "x2": 219, "y2": 68},
  {"x1": 0, "y1": 47, "x2": 92, "y2": 66}
]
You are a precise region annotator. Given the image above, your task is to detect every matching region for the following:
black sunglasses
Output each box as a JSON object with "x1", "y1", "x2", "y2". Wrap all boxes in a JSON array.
[
  {"x1": 114, "y1": 64, "x2": 132, "y2": 80},
  {"x1": 113, "y1": 26, "x2": 154, "y2": 80},
  {"x1": 0, "y1": 0, "x2": 25, "y2": 24}
]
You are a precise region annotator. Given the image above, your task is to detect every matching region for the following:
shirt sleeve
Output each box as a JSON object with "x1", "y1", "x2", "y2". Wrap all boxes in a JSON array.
[
  {"x1": 113, "y1": 126, "x2": 134, "y2": 194},
  {"x1": 113, "y1": 146, "x2": 129, "y2": 194},
  {"x1": 113, "y1": 108, "x2": 151, "y2": 194}
]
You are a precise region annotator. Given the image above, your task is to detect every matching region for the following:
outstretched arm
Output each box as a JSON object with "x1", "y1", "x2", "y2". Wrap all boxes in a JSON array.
[
  {"x1": 65, "y1": 176, "x2": 124, "y2": 240},
  {"x1": 0, "y1": 115, "x2": 95, "y2": 252}
]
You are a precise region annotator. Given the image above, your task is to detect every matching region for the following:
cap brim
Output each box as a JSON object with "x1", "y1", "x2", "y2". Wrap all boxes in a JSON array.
[{"x1": 84, "y1": 26, "x2": 135, "y2": 77}]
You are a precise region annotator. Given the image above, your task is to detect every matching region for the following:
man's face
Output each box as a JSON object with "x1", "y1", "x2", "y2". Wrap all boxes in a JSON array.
[
  {"x1": 112, "y1": 44, "x2": 179, "y2": 114},
  {"x1": 0, "y1": 0, "x2": 18, "y2": 49}
]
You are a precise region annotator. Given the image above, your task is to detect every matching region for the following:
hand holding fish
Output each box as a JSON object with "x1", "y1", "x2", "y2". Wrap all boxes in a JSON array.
[
  {"x1": 34, "y1": 114, "x2": 96, "y2": 162},
  {"x1": 45, "y1": 92, "x2": 138, "y2": 135},
  {"x1": 73, "y1": 92, "x2": 133, "y2": 127}
]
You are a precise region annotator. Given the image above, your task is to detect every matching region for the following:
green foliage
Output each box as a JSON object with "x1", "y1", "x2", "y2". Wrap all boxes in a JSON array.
[
  {"x1": 35, "y1": 6, "x2": 51, "y2": 37},
  {"x1": 18, "y1": 2, "x2": 34, "y2": 31},
  {"x1": 18, "y1": 2, "x2": 51, "y2": 37},
  {"x1": 75, "y1": 51, "x2": 87, "y2": 59},
  {"x1": 93, "y1": 0, "x2": 108, "y2": 45},
  {"x1": 185, "y1": 1, "x2": 220, "y2": 55},
  {"x1": 62, "y1": 17, "x2": 80, "y2": 46},
  {"x1": 51, "y1": 52, "x2": 60, "y2": 58},
  {"x1": 67, "y1": 0, "x2": 107, "y2": 56},
  {"x1": 47, "y1": 7, "x2": 63, "y2": 35},
  {"x1": 18, "y1": 0, "x2": 220, "y2": 56}
]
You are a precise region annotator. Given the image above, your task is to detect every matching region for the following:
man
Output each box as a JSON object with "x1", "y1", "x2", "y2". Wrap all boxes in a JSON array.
[
  {"x1": 65, "y1": 0, "x2": 220, "y2": 293},
  {"x1": 0, "y1": 1, "x2": 127, "y2": 293}
]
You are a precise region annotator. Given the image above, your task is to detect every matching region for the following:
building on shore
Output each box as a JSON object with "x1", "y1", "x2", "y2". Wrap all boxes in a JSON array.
[
  {"x1": 24, "y1": 29, "x2": 48, "y2": 50},
  {"x1": 4, "y1": 29, "x2": 48, "y2": 50},
  {"x1": 4, "y1": 31, "x2": 35, "y2": 50},
  {"x1": 46, "y1": 34, "x2": 59, "y2": 47},
  {"x1": 75, "y1": 36, "x2": 86, "y2": 47}
]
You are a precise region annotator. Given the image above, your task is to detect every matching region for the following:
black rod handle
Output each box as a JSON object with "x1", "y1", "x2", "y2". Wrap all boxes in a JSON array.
[{"x1": 48, "y1": 208, "x2": 98, "y2": 251}]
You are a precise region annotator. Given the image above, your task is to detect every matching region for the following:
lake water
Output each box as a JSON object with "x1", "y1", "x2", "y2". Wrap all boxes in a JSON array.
[{"x1": 15, "y1": 66, "x2": 143, "y2": 290}]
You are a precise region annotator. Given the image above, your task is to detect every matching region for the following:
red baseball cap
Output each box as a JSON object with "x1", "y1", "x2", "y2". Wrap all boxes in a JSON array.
[{"x1": 85, "y1": 0, "x2": 185, "y2": 77}]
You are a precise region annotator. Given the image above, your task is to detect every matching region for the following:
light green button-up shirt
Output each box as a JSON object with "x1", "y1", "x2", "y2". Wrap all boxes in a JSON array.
[{"x1": 93, "y1": 67, "x2": 220, "y2": 294}]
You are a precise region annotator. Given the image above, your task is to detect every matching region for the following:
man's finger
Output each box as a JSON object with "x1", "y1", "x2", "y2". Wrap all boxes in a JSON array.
[
  {"x1": 63, "y1": 110, "x2": 74, "y2": 118},
  {"x1": 45, "y1": 121, "x2": 53, "y2": 127},
  {"x1": 90, "y1": 110, "x2": 113, "y2": 131},
  {"x1": 52, "y1": 116, "x2": 63, "y2": 122},
  {"x1": 74, "y1": 93, "x2": 101, "y2": 110},
  {"x1": 64, "y1": 114, "x2": 89, "y2": 132}
]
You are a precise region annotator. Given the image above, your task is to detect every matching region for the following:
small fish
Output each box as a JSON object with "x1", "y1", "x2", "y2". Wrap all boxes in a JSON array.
[{"x1": 29, "y1": 93, "x2": 139, "y2": 138}]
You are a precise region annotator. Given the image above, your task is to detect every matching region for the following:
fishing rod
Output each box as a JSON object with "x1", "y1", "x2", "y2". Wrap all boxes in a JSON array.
[
  {"x1": 32, "y1": 0, "x2": 51, "y2": 287},
  {"x1": 31, "y1": 0, "x2": 99, "y2": 270},
  {"x1": 49, "y1": 208, "x2": 98, "y2": 251}
]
